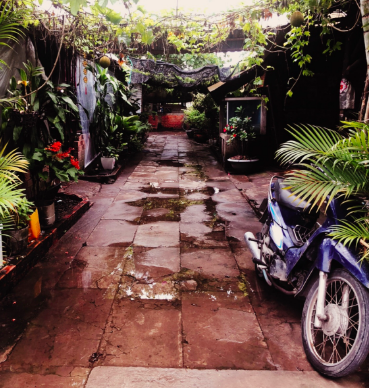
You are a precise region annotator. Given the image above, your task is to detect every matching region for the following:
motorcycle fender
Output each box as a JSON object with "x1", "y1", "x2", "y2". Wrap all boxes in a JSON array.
[{"x1": 315, "y1": 238, "x2": 369, "y2": 289}]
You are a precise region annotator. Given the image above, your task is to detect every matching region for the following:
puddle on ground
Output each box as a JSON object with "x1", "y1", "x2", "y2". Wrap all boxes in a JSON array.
[
  {"x1": 156, "y1": 160, "x2": 184, "y2": 168},
  {"x1": 119, "y1": 281, "x2": 179, "y2": 300},
  {"x1": 139, "y1": 187, "x2": 184, "y2": 196}
]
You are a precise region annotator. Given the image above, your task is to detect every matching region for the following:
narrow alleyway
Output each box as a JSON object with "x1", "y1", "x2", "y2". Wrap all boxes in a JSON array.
[{"x1": 0, "y1": 132, "x2": 366, "y2": 387}]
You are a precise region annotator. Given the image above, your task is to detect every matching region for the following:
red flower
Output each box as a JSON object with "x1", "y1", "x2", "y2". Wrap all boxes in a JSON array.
[
  {"x1": 56, "y1": 148, "x2": 73, "y2": 159},
  {"x1": 233, "y1": 134, "x2": 237, "y2": 137},
  {"x1": 70, "y1": 156, "x2": 80, "y2": 170},
  {"x1": 45, "y1": 141, "x2": 62, "y2": 153},
  {"x1": 230, "y1": 126, "x2": 233, "y2": 129},
  {"x1": 223, "y1": 128, "x2": 227, "y2": 133}
]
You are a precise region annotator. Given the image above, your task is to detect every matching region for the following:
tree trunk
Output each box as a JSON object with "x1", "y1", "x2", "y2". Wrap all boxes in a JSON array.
[{"x1": 360, "y1": 0, "x2": 369, "y2": 121}]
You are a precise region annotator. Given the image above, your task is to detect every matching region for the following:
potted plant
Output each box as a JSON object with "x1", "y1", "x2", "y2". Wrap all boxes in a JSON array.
[
  {"x1": 5, "y1": 197, "x2": 34, "y2": 255},
  {"x1": 30, "y1": 142, "x2": 82, "y2": 228},
  {"x1": 183, "y1": 106, "x2": 208, "y2": 142},
  {"x1": 101, "y1": 145, "x2": 119, "y2": 170},
  {"x1": 224, "y1": 106, "x2": 259, "y2": 173},
  {"x1": 2, "y1": 61, "x2": 81, "y2": 161}
]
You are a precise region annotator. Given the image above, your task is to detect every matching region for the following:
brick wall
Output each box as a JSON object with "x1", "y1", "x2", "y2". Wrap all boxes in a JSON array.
[{"x1": 160, "y1": 114, "x2": 184, "y2": 130}]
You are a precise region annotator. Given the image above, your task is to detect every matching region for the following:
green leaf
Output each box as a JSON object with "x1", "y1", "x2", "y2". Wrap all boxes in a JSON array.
[
  {"x1": 22, "y1": 143, "x2": 31, "y2": 159},
  {"x1": 54, "y1": 121, "x2": 65, "y2": 141},
  {"x1": 33, "y1": 98, "x2": 39, "y2": 112},
  {"x1": 57, "y1": 107, "x2": 66, "y2": 123},
  {"x1": 13, "y1": 126, "x2": 22, "y2": 142},
  {"x1": 61, "y1": 96, "x2": 79, "y2": 112},
  {"x1": 67, "y1": 167, "x2": 76, "y2": 178},
  {"x1": 47, "y1": 92, "x2": 58, "y2": 105},
  {"x1": 55, "y1": 170, "x2": 69, "y2": 182},
  {"x1": 69, "y1": 0, "x2": 87, "y2": 15},
  {"x1": 32, "y1": 151, "x2": 43, "y2": 161},
  {"x1": 19, "y1": 68, "x2": 27, "y2": 82}
]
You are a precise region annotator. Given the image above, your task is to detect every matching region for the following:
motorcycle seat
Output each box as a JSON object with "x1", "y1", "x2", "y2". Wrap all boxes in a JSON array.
[{"x1": 274, "y1": 179, "x2": 311, "y2": 212}]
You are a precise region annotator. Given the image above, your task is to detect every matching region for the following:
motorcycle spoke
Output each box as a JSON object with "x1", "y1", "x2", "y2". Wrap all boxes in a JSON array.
[{"x1": 308, "y1": 277, "x2": 361, "y2": 365}]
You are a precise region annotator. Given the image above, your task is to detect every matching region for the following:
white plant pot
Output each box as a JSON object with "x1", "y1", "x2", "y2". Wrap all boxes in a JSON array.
[{"x1": 101, "y1": 157, "x2": 116, "y2": 170}]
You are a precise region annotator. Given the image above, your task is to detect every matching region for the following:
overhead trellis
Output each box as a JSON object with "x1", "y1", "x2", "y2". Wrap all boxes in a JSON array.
[{"x1": 129, "y1": 57, "x2": 239, "y2": 88}]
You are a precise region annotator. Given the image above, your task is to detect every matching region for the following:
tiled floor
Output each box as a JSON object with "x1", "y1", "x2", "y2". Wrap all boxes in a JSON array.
[{"x1": 0, "y1": 132, "x2": 366, "y2": 387}]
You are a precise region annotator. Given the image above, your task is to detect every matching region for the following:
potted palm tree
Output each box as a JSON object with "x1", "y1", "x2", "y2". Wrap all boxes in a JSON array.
[{"x1": 225, "y1": 106, "x2": 259, "y2": 173}]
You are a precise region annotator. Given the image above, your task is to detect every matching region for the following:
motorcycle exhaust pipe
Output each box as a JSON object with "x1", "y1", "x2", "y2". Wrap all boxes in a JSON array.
[
  {"x1": 245, "y1": 232, "x2": 272, "y2": 286},
  {"x1": 244, "y1": 232, "x2": 261, "y2": 261}
]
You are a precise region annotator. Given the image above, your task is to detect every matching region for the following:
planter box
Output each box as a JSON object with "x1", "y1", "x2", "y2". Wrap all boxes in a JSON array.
[{"x1": 0, "y1": 193, "x2": 91, "y2": 300}]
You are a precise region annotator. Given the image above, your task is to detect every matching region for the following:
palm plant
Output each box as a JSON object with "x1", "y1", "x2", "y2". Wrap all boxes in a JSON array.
[
  {"x1": 0, "y1": 142, "x2": 28, "y2": 217},
  {"x1": 0, "y1": 1, "x2": 26, "y2": 69},
  {"x1": 276, "y1": 122, "x2": 369, "y2": 260}
]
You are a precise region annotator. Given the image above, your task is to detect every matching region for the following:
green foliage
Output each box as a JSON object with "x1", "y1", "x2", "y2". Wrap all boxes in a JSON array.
[
  {"x1": 183, "y1": 107, "x2": 207, "y2": 131},
  {"x1": 0, "y1": 1, "x2": 27, "y2": 69},
  {"x1": 2, "y1": 61, "x2": 81, "y2": 160},
  {"x1": 88, "y1": 63, "x2": 149, "y2": 157},
  {"x1": 8, "y1": 197, "x2": 34, "y2": 229},
  {"x1": 0, "y1": 142, "x2": 29, "y2": 220},
  {"x1": 276, "y1": 122, "x2": 369, "y2": 262},
  {"x1": 223, "y1": 106, "x2": 256, "y2": 157}
]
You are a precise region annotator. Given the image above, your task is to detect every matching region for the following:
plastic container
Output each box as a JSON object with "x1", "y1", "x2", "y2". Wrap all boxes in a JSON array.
[{"x1": 29, "y1": 208, "x2": 41, "y2": 241}]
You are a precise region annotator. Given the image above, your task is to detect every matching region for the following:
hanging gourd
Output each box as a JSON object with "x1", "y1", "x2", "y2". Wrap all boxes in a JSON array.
[
  {"x1": 99, "y1": 56, "x2": 111, "y2": 69},
  {"x1": 290, "y1": 11, "x2": 304, "y2": 27}
]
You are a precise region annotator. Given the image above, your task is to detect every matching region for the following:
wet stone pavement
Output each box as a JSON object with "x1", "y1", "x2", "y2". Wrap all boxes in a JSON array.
[{"x1": 0, "y1": 132, "x2": 367, "y2": 387}]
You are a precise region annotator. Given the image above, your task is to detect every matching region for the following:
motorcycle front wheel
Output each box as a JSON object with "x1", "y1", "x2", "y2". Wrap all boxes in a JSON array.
[{"x1": 301, "y1": 268, "x2": 369, "y2": 378}]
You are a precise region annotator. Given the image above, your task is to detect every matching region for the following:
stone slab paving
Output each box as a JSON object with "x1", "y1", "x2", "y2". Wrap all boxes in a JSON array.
[
  {"x1": 84, "y1": 367, "x2": 363, "y2": 388},
  {"x1": 0, "y1": 132, "x2": 366, "y2": 387}
]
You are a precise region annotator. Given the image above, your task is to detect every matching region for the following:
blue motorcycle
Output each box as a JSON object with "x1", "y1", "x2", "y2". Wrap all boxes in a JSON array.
[{"x1": 245, "y1": 176, "x2": 369, "y2": 378}]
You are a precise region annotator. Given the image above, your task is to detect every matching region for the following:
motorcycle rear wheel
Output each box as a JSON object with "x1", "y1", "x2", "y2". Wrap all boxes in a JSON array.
[{"x1": 301, "y1": 268, "x2": 369, "y2": 377}]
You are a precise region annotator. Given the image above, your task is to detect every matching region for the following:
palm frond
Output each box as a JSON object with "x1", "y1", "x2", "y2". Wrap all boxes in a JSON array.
[
  {"x1": 276, "y1": 124, "x2": 342, "y2": 166},
  {"x1": 0, "y1": 177, "x2": 26, "y2": 218},
  {"x1": 0, "y1": 144, "x2": 28, "y2": 182}
]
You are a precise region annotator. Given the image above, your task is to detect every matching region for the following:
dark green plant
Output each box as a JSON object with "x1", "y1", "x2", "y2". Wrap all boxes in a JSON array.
[
  {"x1": 2, "y1": 61, "x2": 80, "y2": 159},
  {"x1": 276, "y1": 122, "x2": 369, "y2": 261},
  {"x1": 183, "y1": 107, "x2": 208, "y2": 131},
  {"x1": 88, "y1": 64, "x2": 136, "y2": 156},
  {"x1": 10, "y1": 197, "x2": 34, "y2": 229}
]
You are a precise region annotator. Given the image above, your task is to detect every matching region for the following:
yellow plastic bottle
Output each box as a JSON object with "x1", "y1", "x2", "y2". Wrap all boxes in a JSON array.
[{"x1": 29, "y1": 208, "x2": 41, "y2": 241}]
